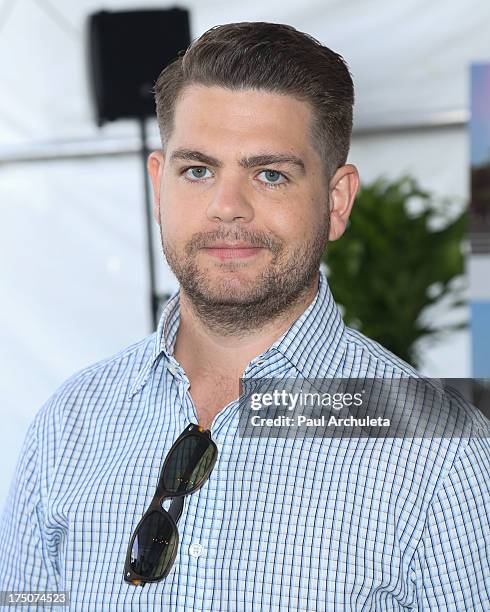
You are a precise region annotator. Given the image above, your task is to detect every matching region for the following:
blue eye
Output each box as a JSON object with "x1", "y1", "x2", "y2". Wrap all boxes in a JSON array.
[
  {"x1": 257, "y1": 170, "x2": 287, "y2": 186},
  {"x1": 184, "y1": 166, "x2": 212, "y2": 180}
]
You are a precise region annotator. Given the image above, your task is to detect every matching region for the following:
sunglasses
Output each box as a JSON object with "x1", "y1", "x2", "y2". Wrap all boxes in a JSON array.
[{"x1": 123, "y1": 423, "x2": 218, "y2": 586}]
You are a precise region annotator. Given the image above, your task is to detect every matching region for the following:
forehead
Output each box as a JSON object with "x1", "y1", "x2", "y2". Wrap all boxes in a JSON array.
[{"x1": 169, "y1": 85, "x2": 318, "y2": 158}]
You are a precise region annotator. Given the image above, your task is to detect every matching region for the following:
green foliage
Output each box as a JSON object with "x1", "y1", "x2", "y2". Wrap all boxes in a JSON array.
[{"x1": 322, "y1": 176, "x2": 467, "y2": 368}]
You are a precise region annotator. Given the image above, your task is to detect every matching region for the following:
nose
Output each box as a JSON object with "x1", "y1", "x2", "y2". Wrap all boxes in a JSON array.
[{"x1": 206, "y1": 176, "x2": 254, "y2": 224}]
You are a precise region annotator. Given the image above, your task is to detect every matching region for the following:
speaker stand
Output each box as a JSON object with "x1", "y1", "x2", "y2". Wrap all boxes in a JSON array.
[{"x1": 139, "y1": 117, "x2": 159, "y2": 330}]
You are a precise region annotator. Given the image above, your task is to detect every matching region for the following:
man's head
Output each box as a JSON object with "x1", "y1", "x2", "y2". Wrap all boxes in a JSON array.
[
  {"x1": 148, "y1": 22, "x2": 359, "y2": 334},
  {"x1": 154, "y1": 22, "x2": 354, "y2": 182}
]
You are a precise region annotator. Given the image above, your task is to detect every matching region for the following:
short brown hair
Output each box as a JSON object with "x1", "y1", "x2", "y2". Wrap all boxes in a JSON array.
[{"x1": 154, "y1": 22, "x2": 354, "y2": 179}]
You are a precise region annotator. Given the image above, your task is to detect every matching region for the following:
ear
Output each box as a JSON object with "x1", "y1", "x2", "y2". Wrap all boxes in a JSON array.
[
  {"x1": 328, "y1": 164, "x2": 360, "y2": 241},
  {"x1": 147, "y1": 150, "x2": 165, "y2": 226}
]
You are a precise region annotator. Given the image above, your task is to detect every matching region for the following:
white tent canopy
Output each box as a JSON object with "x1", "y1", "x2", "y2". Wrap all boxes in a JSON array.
[
  {"x1": 1, "y1": 0, "x2": 489, "y2": 142},
  {"x1": 1, "y1": 0, "x2": 489, "y2": 501}
]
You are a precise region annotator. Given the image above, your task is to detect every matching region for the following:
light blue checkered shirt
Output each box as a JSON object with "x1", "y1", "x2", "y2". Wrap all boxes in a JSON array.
[{"x1": 1, "y1": 269, "x2": 489, "y2": 611}]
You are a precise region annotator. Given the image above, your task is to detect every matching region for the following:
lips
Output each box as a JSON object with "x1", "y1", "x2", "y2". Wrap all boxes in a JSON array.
[
  {"x1": 204, "y1": 242, "x2": 259, "y2": 248},
  {"x1": 202, "y1": 244, "x2": 263, "y2": 261}
]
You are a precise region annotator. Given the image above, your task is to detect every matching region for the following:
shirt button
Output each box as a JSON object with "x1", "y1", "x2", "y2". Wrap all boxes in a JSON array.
[{"x1": 188, "y1": 543, "x2": 205, "y2": 558}]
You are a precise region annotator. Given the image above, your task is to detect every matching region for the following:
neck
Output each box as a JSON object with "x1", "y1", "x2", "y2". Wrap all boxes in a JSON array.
[{"x1": 173, "y1": 272, "x2": 320, "y2": 380}]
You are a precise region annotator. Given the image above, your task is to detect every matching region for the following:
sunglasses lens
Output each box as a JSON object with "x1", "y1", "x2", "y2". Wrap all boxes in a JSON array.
[
  {"x1": 129, "y1": 511, "x2": 177, "y2": 579},
  {"x1": 162, "y1": 434, "x2": 217, "y2": 494}
]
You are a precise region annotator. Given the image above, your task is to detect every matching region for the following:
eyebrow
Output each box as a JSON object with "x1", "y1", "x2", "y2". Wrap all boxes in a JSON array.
[{"x1": 169, "y1": 148, "x2": 306, "y2": 174}]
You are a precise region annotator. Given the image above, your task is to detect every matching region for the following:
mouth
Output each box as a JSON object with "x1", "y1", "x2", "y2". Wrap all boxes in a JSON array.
[{"x1": 202, "y1": 244, "x2": 264, "y2": 261}]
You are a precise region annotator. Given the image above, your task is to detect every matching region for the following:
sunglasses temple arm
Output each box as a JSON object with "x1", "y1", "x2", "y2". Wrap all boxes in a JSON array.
[{"x1": 168, "y1": 495, "x2": 184, "y2": 523}]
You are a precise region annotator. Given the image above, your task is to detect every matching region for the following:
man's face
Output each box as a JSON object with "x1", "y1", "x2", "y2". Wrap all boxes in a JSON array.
[{"x1": 149, "y1": 85, "x2": 337, "y2": 332}]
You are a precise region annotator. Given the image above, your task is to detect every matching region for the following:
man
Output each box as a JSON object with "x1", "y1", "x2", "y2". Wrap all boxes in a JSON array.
[{"x1": 0, "y1": 22, "x2": 488, "y2": 611}]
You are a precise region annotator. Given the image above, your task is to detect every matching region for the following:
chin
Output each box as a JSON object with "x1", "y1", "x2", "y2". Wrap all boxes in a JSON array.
[{"x1": 200, "y1": 276, "x2": 263, "y2": 299}]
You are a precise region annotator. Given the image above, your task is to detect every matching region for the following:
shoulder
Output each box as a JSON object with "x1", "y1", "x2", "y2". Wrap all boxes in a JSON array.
[
  {"x1": 342, "y1": 326, "x2": 420, "y2": 377},
  {"x1": 342, "y1": 327, "x2": 490, "y2": 486},
  {"x1": 10, "y1": 332, "x2": 159, "y2": 503},
  {"x1": 33, "y1": 332, "x2": 157, "y2": 437},
  {"x1": 346, "y1": 324, "x2": 488, "y2": 420}
]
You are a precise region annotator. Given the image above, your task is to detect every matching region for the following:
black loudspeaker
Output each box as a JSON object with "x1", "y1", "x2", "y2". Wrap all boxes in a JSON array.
[{"x1": 87, "y1": 8, "x2": 191, "y2": 125}]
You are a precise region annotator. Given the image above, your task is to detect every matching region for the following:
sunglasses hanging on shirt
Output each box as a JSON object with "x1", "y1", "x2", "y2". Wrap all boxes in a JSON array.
[{"x1": 123, "y1": 423, "x2": 218, "y2": 586}]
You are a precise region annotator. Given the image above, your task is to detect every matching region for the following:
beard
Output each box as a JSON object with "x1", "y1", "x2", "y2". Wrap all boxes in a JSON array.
[{"x1": 159, "y1": 214, "x2": 329, "y2": 336}]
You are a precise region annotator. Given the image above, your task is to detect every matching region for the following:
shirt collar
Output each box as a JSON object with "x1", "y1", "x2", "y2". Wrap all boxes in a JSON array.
[
  {"x1": 266, "y1": 267, "x2": 347, "y2": 378},
  {"x1": 127, "y1": 267, "x2": 346, "y2": 399}
]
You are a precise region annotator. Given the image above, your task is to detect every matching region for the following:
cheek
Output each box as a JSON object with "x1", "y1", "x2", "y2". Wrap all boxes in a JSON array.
[
  {"x1": 160, "y1": 198, "x2": 203, "y2": 251},
  {"x1": 160, "y1": 176, "x2": 204, "y2": 224},
  {"x1": 263, "y1": 199, "x2": 319, "y2": 243},
  {"x1": 159, "y1": 199, "x2": 180, "y2": 242},
  {"x1": 160, "y1": 182, "x2": 183, "y2": 226}
]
